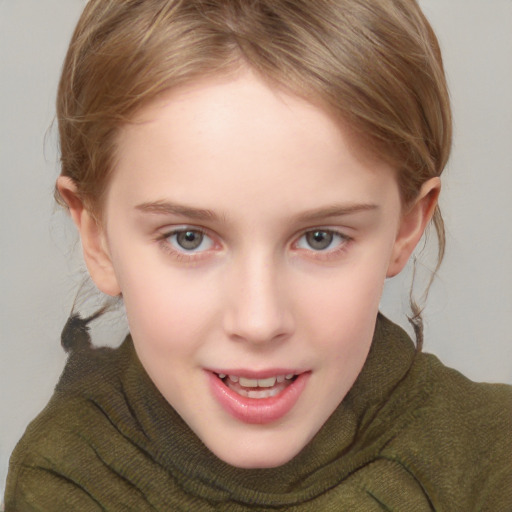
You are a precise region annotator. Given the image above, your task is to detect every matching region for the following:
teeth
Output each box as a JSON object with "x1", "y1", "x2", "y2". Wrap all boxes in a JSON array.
[
  {"x1": 247, "y1": 387, "x2": 281, "y2": 399},
  {"x1": 223, "y1": 374, "x2": 300, "y2": 399},
  {"x1": 238, "y1": 377, "x2": 258, "y2": 387},
  {"x1": 224, "y1": 374, "x2": 295, "y2": 388},
  {"x1": 257, "y1": 377, "x2": 277, "y2": 388}
]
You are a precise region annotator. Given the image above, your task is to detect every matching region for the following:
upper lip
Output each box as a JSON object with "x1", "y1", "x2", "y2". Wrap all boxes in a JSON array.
[{"x1": 207, "y1": 368, "x2": 308, "y2": 379}]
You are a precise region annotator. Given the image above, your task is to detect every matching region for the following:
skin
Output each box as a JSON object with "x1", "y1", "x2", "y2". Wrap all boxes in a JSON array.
[{"x1": 59, "y1": 70, "x2": 439, "y2": 468}]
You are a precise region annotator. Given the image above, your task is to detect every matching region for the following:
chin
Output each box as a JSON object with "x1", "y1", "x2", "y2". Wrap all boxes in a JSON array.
[
  {"x1": 222, "y1": 452, "x2": 296, "y2": 469},
  {"x1": 207, "y1": 434, "x2": 305, "y2": 469}
]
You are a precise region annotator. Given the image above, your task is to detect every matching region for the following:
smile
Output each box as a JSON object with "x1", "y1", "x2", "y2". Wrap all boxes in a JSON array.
[{"x1": 208, "y1": 370, "x2": 309, "y2": 424}]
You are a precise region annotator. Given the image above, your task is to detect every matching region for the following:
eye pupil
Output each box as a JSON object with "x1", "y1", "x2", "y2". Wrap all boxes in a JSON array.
[
  {"x1": 177, "y1": 230, "x2": 203, "y2": 250},
  {"x1": 306, "y1": 230, "x2": 333, "y2": 250}
]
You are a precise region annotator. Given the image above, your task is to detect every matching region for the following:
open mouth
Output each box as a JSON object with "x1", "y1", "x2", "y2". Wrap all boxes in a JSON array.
[
  {"x1": 209, "y1": 371, "x2": 308, "y2": 424},
  {"x1": 215, "y1": 373, "x2": 298, "y2": 399}
]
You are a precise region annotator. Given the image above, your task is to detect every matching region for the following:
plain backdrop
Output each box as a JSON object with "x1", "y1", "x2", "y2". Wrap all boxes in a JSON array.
[{"x1": 1, "y1": 0, "x2": 511, "y2": 499}]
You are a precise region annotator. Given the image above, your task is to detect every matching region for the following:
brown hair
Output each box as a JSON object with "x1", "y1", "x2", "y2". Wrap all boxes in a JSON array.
[{"x1": 56, "y1": 0, "x2": 452, "y2": 346}]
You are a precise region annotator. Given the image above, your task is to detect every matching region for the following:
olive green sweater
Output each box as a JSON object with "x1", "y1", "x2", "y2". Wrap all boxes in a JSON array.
[{"x1": 5, "y1": 316, "x2": 512, "y2": 511}]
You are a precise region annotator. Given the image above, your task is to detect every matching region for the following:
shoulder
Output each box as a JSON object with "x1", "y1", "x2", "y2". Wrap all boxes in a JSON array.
[
  {"x1": 6, "y1": 392, "x2": 106, "y2": 510},
  {"x1": 4, "y1": 339, "x2": 158, "y2": 510},
  {"x1": 383, "y1": 349, "x2": 512, "y2": 510},
  {"x1": 413, "y1": 351, "x2": 512, "y2": 453},
  {"x1": 8, "y1": 342, "x2": 127, "y2": 457}
]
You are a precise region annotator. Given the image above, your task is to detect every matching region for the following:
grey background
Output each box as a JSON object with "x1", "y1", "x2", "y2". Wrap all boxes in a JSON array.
[{"x1": 1, "y1": 0, "x2": 511, "y2": 499}]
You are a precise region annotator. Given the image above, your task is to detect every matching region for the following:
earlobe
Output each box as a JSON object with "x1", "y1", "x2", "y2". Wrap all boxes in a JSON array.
[
  {"x1": 387, "y1": 177, "x2": 441, "y2": 278},
  {"x1": 57, "y1": 177, "x2": 121, "y2": 296}
]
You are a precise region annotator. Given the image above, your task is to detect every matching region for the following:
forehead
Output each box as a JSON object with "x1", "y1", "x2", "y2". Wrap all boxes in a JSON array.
[{"x1": 110, "y1": 70, "x2": 398, "y2": 216}]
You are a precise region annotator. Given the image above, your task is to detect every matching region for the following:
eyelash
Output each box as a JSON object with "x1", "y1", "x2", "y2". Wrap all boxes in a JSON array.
[{"x1": 156, "y1": 226, "x2": 352, "y2": 262}]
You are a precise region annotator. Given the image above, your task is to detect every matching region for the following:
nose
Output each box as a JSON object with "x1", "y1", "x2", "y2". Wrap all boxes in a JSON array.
[{"x1": 223, "y1": 253, "x2": 295, "y2": 345}]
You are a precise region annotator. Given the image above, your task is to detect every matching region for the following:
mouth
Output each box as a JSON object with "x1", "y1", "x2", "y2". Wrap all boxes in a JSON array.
[
  {"x1": 208, "y1": 370, "x2": 308, "y2": 424},
  {"x1": 215, "y1": 373, "x2": 298, "y2": 399}
]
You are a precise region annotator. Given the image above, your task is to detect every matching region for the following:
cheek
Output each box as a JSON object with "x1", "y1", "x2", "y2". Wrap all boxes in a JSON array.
[
  {"x1": 295, "y1": 254, "x2": 389, "y2": 363},
  {"x1": 115, "y1": 259, "x2": 220, "y2": 353},
  {"x1": 300, "y1": 258, "x2": 388, "y2": 325}
]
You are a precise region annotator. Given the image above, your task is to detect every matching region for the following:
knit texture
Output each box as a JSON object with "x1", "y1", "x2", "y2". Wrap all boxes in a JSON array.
[{"x1": 5, "y1": 315, "x2": 512, "y2": 511}]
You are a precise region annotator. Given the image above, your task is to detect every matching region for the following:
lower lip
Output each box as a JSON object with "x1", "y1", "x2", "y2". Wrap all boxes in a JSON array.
[{"x1": 207, "y1": 372, "x2": 310, "y2": 424}]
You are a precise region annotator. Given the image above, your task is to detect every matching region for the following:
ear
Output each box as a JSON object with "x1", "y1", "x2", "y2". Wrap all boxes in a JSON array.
[
  {"x1": 57, "y1": 176, "x2": 121, "y2": 296},
  {"x1": 387, "y1": 177, "x2": 441, "y2": 278}
]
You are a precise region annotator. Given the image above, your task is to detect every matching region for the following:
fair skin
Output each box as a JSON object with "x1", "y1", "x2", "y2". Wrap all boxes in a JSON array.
[{"x1": 59, "y1": 70, "x2": 439, "y2": 468}]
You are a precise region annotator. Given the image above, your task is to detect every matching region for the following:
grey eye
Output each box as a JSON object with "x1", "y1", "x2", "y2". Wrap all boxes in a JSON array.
[
  {"x1": 305, "y1": 230, "x2": 334, "y2": 250},
  {"x1": 174, "y1": 230, "x2": 205, "y2": 251}
]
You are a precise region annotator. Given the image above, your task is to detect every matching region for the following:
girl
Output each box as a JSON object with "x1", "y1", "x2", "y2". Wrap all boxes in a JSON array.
[{"x1": 5, "y1": 0, "x2": 511, "y2": 510}]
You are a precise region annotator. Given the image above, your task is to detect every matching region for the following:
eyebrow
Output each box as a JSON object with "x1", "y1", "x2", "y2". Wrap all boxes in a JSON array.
[
  {"x1": 135, "y1": 201, "x2": 218, "y2": 221},
  {"x1": 135, "y1": 200, "x2": 378, "y2": 222},
  {"x1": 294, "y1": 203, "x2": 379, "y2": 222}
]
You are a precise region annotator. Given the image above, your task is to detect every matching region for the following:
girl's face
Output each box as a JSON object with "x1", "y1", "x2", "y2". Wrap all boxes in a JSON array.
[{"x1": 72, "y1": 70, "x2": 436, "y2": 468}]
